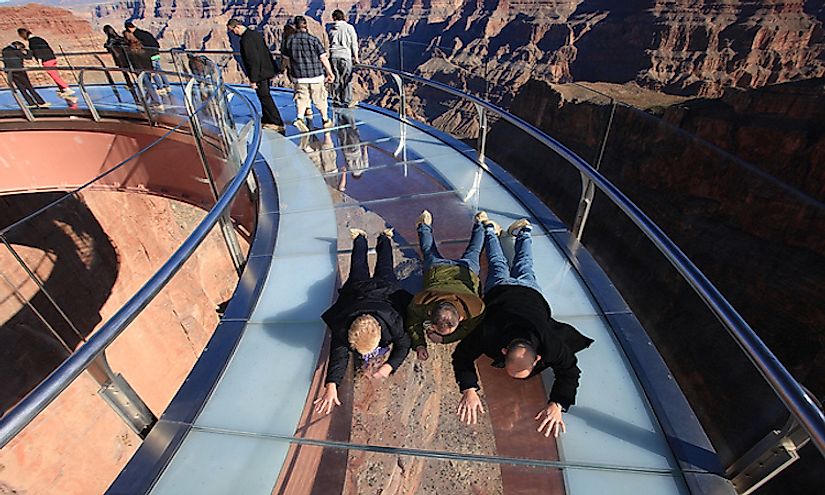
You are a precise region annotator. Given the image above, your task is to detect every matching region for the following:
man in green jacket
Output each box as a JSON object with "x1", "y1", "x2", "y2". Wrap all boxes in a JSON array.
[{"x1": 407, "y1": 210, "x2": 497, "y2": 360}]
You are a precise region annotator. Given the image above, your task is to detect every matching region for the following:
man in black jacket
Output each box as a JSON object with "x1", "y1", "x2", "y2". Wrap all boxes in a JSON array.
[
  {"x1": 315, "y1": 228, "x2": 413, "y2": 414},
  {"x1": 452, "y1": 218, "x2": 594, "y2": 437},
  {"x1": 2, "y1": 41, "x2": 48, "y2": 108},
  {"x1": 16, "y1": 28, "x2": 73, "y2": 96},
  {"x1": 124, "y1": 20, "x2": 170, "y2": 94},
  {"x1": 227, "y1": 19, "x2": 285, "y2": 132}
]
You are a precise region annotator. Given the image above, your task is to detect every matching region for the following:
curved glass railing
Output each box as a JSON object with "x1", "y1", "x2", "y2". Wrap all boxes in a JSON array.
[
  {"x1": 0, "y1": 47, "x2": 822, "y2": 492},
  {"x1": 0, "y1": 64, "x2": 262, "y2": 490}
]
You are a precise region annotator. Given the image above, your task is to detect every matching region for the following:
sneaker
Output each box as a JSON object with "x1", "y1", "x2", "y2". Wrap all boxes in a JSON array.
[
  {"x1": 59, "y1": 88, "x2": 75, "y2": 96},
  {"x1": 475, "y1": 211, "x2": 501, "y2": 235},
  {"x1": 293, "y1": 119, "x2": 310, "y2": 133},
  {"x1": 508, "y1": 218, "x2": 532, "y2": 236},
  {"x1": 152, "y1": 104, "x2": 165, "y2": 112},
  {"x1": 158, "y1": 87, "x2": 171, "y2": 95},
  {"x1": 262, "y1": 123, "x2": 285, "y2": 133},
  {"x1": 382, "y1": 228, "x2": 394, "y2": 239},
  {"x1": 417, "y1": 209, "x2": 432, "y2": 227},
  {"x1": 347, "y1": 100, "x2": 358, "y2": 108},
  {"x1": 37, "y1": 101, "x2": 52, "y2": 108},
  {"x1": 322, "y1": 119, "x2": 334, "y2": 129},
  {"x1": 349, "y1": 228, "x2": 368, "y2": 239}
]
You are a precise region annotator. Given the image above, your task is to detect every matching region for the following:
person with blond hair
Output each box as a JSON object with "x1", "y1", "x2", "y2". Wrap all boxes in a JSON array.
[{"x1": 315, "y1": 229, "x2": 412, "y2": 414}]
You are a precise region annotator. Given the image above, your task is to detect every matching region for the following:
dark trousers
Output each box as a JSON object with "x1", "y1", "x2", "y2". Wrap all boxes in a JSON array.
[
  {"x1": 11, "y1": 72, "x2": 45, "y2": 106},
  {"x1": 255, "y1": 78, "x2": 283, "y2": 125},
  {"x1": 348, "y1": 234, "x2": 397, "y2": 284}
]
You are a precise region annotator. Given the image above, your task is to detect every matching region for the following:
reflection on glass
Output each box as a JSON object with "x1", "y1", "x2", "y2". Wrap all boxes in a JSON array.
[{"x1": 335, "y1": 108, "x2": 369, "y2": 192}]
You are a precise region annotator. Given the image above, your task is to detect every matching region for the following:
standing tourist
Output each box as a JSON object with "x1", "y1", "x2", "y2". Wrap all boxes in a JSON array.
[
  {"x1": 227, "y1": 18, "x2": 285, "y2": 132},
  {"x1": 326, "y1": 9, "x2": 359, "y2": 107},
  {"x1": 124, "y1": 20, "x2": 170, "y2": 94},
  {"x1": 16, "y1": 28, "x2": 73, "y2": 96},
  {"x1": 123, "y1": 30, "x2": 163, "y2": 110},
  {"x1": 2, "y1": 41, "x2": 49, "y2": 108},
  {"x1": 282, "y1": 15, "x2": 335, "y2": 132}
]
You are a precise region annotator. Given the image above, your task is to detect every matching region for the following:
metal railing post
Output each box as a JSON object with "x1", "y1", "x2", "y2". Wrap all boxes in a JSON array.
[
  {"x1": 8, "y1": 69, "x2": 35, "y2": 122},
  {"x1": 390, "y1": 73, "x2": 406, "y2": 121},
  {"x1": 572, "y1": 101, "x2": 616, "y2": 239},
  {"x1": 183, "y1": 81, "x2": 245, "y2": 276},
  {"x1": 398, "y1": 40, "x2": 404, "y2": 72},
  {"x1": 474, "y1": 103, "x2": 488, "y2": 165},
  {"x1": 78, "y1": 70, "x2": 101, "y2": 122},
  {"x1": 135, "y1": 71, "x2": 155, "y2": 125},
  {"x1": 88, "y1": 353, "x2": 157, "y2": 438}
]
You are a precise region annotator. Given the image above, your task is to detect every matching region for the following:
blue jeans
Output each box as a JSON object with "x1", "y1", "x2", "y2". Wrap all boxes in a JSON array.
[
  {"x1": 139, "y1": 72, "x2": 161, "y2": 105},
  {"x1": 151, "y1": 57, "x2": 170, "y2": 89},
  {"x1": 484, "y1": 225, "x2": 541, "y2": 294},
  {"x1": 418, "y1": 222, "x2": 483, "y2": 275}
]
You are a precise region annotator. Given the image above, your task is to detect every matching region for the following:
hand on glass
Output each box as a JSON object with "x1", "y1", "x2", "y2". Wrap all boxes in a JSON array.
[
  {"x1": 457, "y1": 388, "x2": 485, "y2": 425},
  {"x1": 535, "y1": 402, "x2": 566, "y2": 438},
  {"x1": 415, "y1": 346, "x2": 429, "y2": 361},
  {"x1": 371, "y1": 363, "x2": 392, "y2": 380},
  {"x1": 313, "y1": 383, "x2": 340, "y2": 415}
]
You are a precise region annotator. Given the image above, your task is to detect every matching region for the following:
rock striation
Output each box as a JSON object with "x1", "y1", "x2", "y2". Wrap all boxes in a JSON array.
[{"x1": 85, "y1": 0, "x2": 825, "y2": 98}]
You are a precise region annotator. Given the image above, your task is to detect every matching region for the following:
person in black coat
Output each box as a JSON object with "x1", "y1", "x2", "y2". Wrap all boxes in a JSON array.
[
  {"x1": 315, "y1": 229, "x2": 413, "y2": 414},
  {"x1": 123, "y1": 30, "x2": 162, "y2": 108},
  {"x1": 103, "y1": 25, "x2": 135, "y2": 93},
  {"x1": 124, "y1": 20, "x2": 170, "y2": 93},
  {"x1": 2, "y1": 41, "x2": 47, "y2": 107},
  {"x1": 452, "y1": 218, "x2": 594, "y2": 437},
  {"x1": 226, "y1": 18, "x2": 284, "y2": 130},
  {"x1": 16, "y1": 28, "x2": 72, "y2": 94}
]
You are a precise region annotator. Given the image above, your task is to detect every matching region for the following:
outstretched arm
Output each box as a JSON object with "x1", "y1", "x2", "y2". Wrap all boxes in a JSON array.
[
  {"x1": 406, "y1": 301, "x2": 428, "y2": 358},
  {"x1": 452, "y1": 330, "x2": 486, "y2": 424}
]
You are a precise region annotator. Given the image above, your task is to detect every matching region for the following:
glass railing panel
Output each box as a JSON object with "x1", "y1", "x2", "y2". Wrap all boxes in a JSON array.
[
  {"x1": 580, "y1": 186, "x2": 786, "y2": 466},
  {"x1": 0, "y1": 233, "x2": 76, "y2": 413},
  {"x1": 589, "y1": 103, "x2": 825, "y2": 465},
  {"x1": 485, "y1": 115, "x2": 583, "y2": 228}
]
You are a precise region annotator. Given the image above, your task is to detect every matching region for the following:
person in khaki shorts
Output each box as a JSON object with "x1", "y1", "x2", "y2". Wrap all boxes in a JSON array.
[{"x1": 282, "y1": 15, "x2": 335, "y2": 132}]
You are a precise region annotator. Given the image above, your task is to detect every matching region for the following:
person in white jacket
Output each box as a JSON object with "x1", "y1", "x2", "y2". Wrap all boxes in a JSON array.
[{"x1": 327, "y1": 9, "x2": 359, "y2": 107}]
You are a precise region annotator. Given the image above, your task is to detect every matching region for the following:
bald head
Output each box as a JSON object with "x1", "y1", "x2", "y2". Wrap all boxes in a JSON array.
[{"x1": 503, "y1": 339, "x2": 540, "y2": 379}]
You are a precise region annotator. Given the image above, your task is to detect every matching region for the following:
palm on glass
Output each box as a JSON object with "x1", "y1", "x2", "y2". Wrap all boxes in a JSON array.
[
  {"x1": 457, "y1": 388, "x2": 485, "y2": 425},
  {"x1": 535, "y1": 402, "x2": 566, "y2": 437},
  {"x1": 313, "y1": 383, "x2": 341, "y2": 415}
]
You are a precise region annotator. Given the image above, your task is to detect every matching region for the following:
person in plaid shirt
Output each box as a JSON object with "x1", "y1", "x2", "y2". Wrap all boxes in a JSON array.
[{"x1": 283, "y1": 16, "x2": 335, "y2": 131}]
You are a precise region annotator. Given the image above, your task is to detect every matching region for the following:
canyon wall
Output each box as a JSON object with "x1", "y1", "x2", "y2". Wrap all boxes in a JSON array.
[
  {"x1": 86, "y1": 0, "x2": 825, "y2": 98},
  {"x1": 484, "y1": 76, "x2": 825, "y2": 490}
]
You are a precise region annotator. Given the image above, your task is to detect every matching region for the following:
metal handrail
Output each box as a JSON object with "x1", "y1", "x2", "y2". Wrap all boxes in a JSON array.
[
  {"x1": 0, "y1": 71, "x2": 262, "y2": 448},
  {"x1": 353, "y1": 63, "x2": 825, "y2": 458}
]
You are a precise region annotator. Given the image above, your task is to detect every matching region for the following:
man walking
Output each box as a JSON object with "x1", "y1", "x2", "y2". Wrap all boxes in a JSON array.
[
  {"x1": 451, "y1": 218, "x2": 594, "y2": 437},
  {"x1": 327, "y1": 9, "x2": 359, "y2": 107},
  {"x1": 2, "y1": 41, "x2": 49, "y2": 108},
  {"x1": 227, "y1": 18, "x2": 285, "y2": 132},
  {"x1": 124, "y1": 20, "x2": 170, "y2": 94},
  {"x1": 282, "y1": 15, "x2": 335, "y2": 132},
  {"x1": 16, "y1": 28, "x2": 73, "y2": 97}
]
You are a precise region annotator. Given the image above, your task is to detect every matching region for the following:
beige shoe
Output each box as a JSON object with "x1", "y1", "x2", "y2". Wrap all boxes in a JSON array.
[
  {"x1": 476, "y1": 211, "x2": 501, "y2": 235},
  {"x1": 262, "y1": 123, "x2": 285, "y2": 133},
  {"x1": 417, "y1": 209, "x2": 432, "y2": 227},
  {"x1": 349, "y1": 228, "x2": 368, "y2": 239},
  {"x1": 322, "y1": 119, "x2": 334, "y2": 129},
  {"x1": 507, "y1": 218, "x2": 532, "y2": 236},
  {"x1": 382, "y1": 228, "x2": 394, "y2": 238}
]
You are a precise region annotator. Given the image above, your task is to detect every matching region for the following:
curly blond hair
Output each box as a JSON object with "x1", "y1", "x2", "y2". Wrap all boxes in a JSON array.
[{"x1": 348, "y1": 314, "x2": 381, "y2": 355}]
